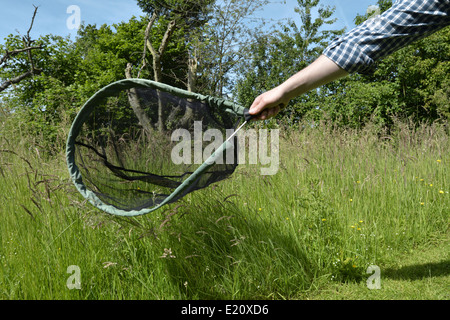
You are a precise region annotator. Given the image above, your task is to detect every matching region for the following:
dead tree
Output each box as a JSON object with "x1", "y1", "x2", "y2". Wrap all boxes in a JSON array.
[
  {"x1": 125, "y1": 62, "x2": 153, "y2": 134},
  {"x1": 0, "y1": 6, "x2": 43, "y2": 93},
  {"x1": 143, "y1": 14, "x2": 177, "y2": 132}
]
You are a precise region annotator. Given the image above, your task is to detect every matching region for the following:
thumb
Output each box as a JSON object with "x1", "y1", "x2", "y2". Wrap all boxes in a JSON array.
[{"x1": 249, "y1": 95, "x2": 264, "y2": 115}]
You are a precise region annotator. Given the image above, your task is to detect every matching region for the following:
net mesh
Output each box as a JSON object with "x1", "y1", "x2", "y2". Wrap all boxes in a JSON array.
[{"x1": 74, "y1": 85, "x2": 239, "y2": 212}]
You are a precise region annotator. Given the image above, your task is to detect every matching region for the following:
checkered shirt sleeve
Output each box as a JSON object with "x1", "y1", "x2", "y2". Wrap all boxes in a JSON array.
[{"x1": 323, "y1": 0, "x2": 450, "y2": 74}]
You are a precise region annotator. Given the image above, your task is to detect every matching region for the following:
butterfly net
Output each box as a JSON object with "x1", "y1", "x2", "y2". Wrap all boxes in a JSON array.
[{"x1": 70, "y1": 81, "x2": 242, "y2": 215}]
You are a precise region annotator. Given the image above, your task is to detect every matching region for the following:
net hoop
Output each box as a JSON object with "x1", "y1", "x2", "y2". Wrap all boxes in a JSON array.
[{"x1": 66, "y1": 78, "x2": 246, "y2": 216}]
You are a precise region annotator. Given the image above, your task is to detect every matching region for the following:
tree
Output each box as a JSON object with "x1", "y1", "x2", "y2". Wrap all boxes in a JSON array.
[
  {"x1": 1, "y1": 33, "x2": 82, "y2": 146},
  {"x1": 133, "y1": 0, "x2": 213, "y2": 131},
  {"x1": 195, "y1": 0, "x2": 271, "y2": 98},
  {"x1": 0, "y1": 15, "x2": 160, "y2": 146},
  {"x1": 0, "y1": 6, "x2": 42, "y2": 93},
  {"x1": 134, "y1": 1, "x2": 214, "y2": 86}
]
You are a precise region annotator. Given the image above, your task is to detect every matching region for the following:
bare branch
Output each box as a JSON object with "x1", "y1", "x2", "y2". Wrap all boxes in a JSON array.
[
  {"x1": 138, "y1": 13, "x2": 158, "y2": 78},
  {"x1": 0, "y1": 69, "x2": 41, "y2": 92},
  {"x1": 26, "y1": 5, "x2": 39, "y2": 38},
  {"x1": 158, "y1": 20, "x2": 177, "y2": 56},
  {"x1": 144, "y1": 13, "x2": 159, "y2": 58},
  {"x1": 0, "y1": 46, "x2": 43, "y2": 67},
  {"x1": 22, "y1": 5, "x2": 40, "y2": 76},
  {"x1": 125, "y1": 63, "x2": 153, "y2": 133},
  {"x1": 0, "y1": 5, "x2": 42, "y2": 92}
]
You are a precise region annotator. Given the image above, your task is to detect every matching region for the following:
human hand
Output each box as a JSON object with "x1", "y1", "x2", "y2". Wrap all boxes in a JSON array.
[{"x1": 248, "y1": 86, "x2": 289, "y2": 121}]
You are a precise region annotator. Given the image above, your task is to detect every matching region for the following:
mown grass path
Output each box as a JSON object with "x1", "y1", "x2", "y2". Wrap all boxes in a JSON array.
[{"x1": 307, "y1": 242, "x2": 449, "y2": 299}]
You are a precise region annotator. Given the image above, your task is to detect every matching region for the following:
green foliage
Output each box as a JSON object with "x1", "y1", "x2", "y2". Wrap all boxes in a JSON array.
[
  {"x1": 1, "y1": 0, "x2": 448, "y2": 148},
  {"x1": 0, "y1": 15, "x2": 189, "y2": 148},
  {"x1": 353, "y1": 0, "x2": 393, "y2": 25},
  {"x1": 313, "y1": 76, "x2": 405, "y2": 128},
  {"x1": 137, "y1": 0, "x2": 212, "y2": 25}
]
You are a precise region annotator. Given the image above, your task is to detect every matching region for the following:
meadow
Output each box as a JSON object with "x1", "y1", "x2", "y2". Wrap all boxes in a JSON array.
[{"x1": 0, "y1": 117, "x2": 448, "y2": 300}]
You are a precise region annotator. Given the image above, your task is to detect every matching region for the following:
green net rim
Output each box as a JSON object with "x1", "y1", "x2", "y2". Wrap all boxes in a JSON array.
[{"x1": 66, "y1": 78, "x2": 246, "y2": 216}]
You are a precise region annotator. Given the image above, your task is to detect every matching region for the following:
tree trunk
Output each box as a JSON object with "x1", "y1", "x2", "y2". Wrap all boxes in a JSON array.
[
  {"x1": 178, "y1": 54, "x2": 198, "y2": 127},
  {"x1": 145, "y1": 18, "x2": 177, "y2": 132},
  {"x1": 125, "y1": 63, "x2": 153, "y2": 134},
  {"x1": 152, "y1": 55, "x2": 165, "y2": 132}
]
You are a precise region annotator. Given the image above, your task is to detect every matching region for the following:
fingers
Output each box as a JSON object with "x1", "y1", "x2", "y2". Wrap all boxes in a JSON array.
[
  {"x1": 249, "y1": 96, "x2": 264, "y2": 116},
  {"x1": 248, "y1": 87, "x2": 286, "y2": 121},
  {"x1": 248, "y1": 98, "x2": 271, "y2": 121},
  {"x1": 251, "y1": 105, "x2": 281, "y2": 121},
  {"x1": 249, "y1": 90, "x2": 279, "y2": 115}
]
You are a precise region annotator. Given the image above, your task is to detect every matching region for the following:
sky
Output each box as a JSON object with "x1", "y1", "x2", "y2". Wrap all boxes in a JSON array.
[
  {"x1": 0, "y1": 0, "x2": 379, "y2": 43},
  {"x1": 0, "y1": 0, "x2": 145, "y2": 42}
]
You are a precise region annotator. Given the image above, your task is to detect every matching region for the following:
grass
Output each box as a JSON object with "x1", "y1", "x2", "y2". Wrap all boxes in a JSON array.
[
  {"x1": 0, "y1": 117, "x2": 448, "y2": 300},
  {"x1": 308, "y1": 243, "x2": 449, "y2": 300}
]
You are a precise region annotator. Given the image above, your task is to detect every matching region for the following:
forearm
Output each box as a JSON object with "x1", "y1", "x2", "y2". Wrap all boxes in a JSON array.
[
  {"x1": 248, "y1": 55, "x2": 348, "y2": 119},
  {"x1": 279, "y1": 55, "x2": 348, "y2": 101}
]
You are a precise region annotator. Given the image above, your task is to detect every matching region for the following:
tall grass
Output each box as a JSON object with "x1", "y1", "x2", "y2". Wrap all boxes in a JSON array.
[{"x1": 0, "y1": 113, "x2": 448, "y2": 299}]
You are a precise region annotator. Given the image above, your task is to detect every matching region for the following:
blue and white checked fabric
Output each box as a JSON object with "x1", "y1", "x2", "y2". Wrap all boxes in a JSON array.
[{"x1": 323, "y1": 0, "x2": 450, "y2": 74}]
